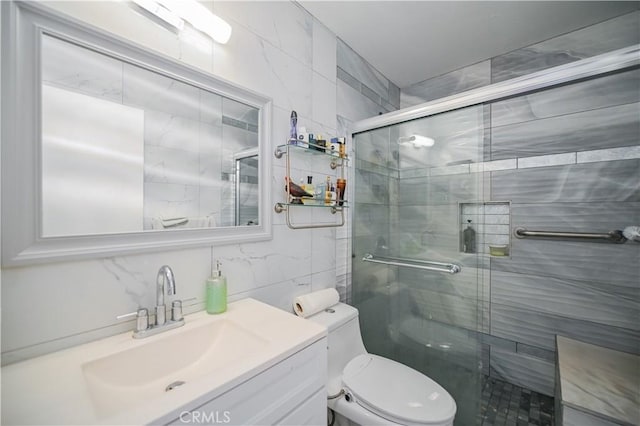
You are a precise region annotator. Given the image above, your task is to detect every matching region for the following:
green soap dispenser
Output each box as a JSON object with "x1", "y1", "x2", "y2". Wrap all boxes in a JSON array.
[{"x1": 206, "y1": 261, "x2": 227, "y2": 314}]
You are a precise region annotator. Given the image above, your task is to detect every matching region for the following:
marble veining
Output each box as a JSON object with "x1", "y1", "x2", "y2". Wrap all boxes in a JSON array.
[
  {"x1": 517, "y1": 152, "x2": 576, "y2": 169},
  {"x1": 145, "y1": 111, "x2": 200, "y2": 153},
  {"x1": 41, "y1": 34, "x2": 123, "y2": 103},
  {"x1": 490, "y1": 347, "x2": 555, "y2": 396},
  {"x1": 516, "y1": 343, "x2": 555, "y2": 362},
  {"x1": 337, "y1": 38, "x2": 390, "y2": 104},
  {"x1": 214, "y1": 1, "x2": 313, "y2": 68},
  {"x1": 401, "y1": 60, "x2": 491, "y2": 108},
  {"x1": 491, "y1": 69, "x2": 640, "y2": 128},
  {"x1": 510, "y1": 202, "x2": 640, "y2": 246},
  {"x1": 491, "y1": 303, "x2": 640, "y2": 355},
  {"x1": 491, "y1": 159, "x2": 640, "y2": 203},
  {"x1": 337, "y1": 79, "x2": 386, "y2": 123},
  {"x1": 123, "y1": 63, "x2": 200, "y2": 121},
  {"x1": 398, "y1": 265, "x2": 490, "y2": 303},
  {"x1": 577, "y1": 145, "x2": 640, "y2": 164},
  {"x1": 490, "y1": 102, "x2": 640, "y2": 160},
  {"x1": 495, "y1": 237, "x2": 639, "y2": 289},
  {"x1": 492, "y1": 270, "x2": 639, "y2": 331},
  {"x1": 491, "y1": 11, "x2": 640, "y2": 83},
  {"x1": 557, "y1": 335, "x2": 640, "y2": 425}
]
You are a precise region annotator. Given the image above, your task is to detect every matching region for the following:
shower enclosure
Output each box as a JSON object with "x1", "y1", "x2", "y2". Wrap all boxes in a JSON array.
[{"x1": 350, "y1": 45, "x2": 639, "y2": 425}]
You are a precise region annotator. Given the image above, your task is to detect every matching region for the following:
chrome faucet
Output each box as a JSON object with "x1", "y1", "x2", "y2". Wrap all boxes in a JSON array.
[
  {"x1": 156, "y1": 265, "x2": 176, "y2": 326},
  {"x1": 116, "y1": 265, "x2": 185, "y2": 339}
]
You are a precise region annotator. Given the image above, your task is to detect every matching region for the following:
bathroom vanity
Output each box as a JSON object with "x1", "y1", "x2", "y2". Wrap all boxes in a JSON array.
[{"x1": 1, "y1": 299, "x2": 327, "y2": 425}]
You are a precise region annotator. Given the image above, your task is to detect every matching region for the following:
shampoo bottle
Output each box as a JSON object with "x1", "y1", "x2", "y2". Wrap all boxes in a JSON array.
[
  {"x1": 206, "y1": 261, "x2": 227, "y2": 314},
  {"x1": 302, "y1": 176, "x2": 314, "y2": 205},
  {"x1": 463, "y1": 220, "x2": 476, "y2": 253},
  {"x1": 289, "y1": 111, "x2": 298, "y2": 145}
]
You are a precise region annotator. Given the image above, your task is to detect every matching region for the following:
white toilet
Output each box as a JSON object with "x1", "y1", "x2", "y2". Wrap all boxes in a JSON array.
[{"x1": 307, "y1": 302, "x2": 457, "y2": 426}]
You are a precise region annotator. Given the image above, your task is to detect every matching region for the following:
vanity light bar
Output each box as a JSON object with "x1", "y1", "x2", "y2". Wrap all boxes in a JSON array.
[
  {"x1": 132, "y1": 0, "x2": 185, "y2": 31},
  {"x1": 133, "y1": 0, "x2": 232, "y2": 44},
  {"x1": 157, "y1": 0, "x2": 232, "y2": 44}
]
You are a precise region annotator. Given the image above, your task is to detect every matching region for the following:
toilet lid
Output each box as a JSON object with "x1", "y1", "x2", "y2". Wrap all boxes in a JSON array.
[{"x1": 342, "y1": 354, "x2": 456, "y2": 425}]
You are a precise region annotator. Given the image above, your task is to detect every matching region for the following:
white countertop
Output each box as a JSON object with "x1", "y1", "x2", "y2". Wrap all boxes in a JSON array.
[
  {"x1": 1, "y1": 298, "x2": 327, "y2": 425},
  {"x1": 557, "y1": 335, "x2": 640, "y2": 425}
]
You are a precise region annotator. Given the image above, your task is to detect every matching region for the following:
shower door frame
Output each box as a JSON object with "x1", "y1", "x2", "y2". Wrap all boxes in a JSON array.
[{"x1": 352, "y1": 45, "x2": 639, "y2": 135}]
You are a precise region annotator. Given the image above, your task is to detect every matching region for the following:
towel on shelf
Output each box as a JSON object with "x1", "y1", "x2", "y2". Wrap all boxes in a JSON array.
[
  {"x1": 151, "y1": 216, "x2": 216, "y2": 230},
  {"x1": 161, "y1": 217, "x2": 189, "y2": 228},
  {"x1": 622, "y1": 226, "x2": 640, "y2": 242}
]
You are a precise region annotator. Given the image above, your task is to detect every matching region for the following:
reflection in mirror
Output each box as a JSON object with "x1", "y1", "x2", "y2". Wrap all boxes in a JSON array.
[
  {"x1": 40, "y1": 34, "x2": 259, "y2": 237},
  {"x1": 234, "y1": 151, "x2": 259, "y2": 226}
]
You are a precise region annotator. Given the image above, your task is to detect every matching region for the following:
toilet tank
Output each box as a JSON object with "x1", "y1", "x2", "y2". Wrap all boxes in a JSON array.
[{"x1": 307, "y1": 303, "x2": 367, "y2": 394}]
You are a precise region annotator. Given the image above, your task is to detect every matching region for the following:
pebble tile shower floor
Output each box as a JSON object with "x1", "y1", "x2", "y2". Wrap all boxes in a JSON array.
[{"x1": 479, "y1": 376, "x2": 555, "y2": 426}]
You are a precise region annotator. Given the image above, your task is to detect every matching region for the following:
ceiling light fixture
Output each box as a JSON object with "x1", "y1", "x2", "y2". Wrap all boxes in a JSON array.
[
  {"x1": 132, "y1": 0, "x2": 232, "y2": 44},
  {"x1": 397, "y1": 134, "x2": 435, "y2": 148}
]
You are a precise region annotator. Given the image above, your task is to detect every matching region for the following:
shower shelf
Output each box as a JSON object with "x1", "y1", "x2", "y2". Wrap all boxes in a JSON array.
[{"x1": 274, "y1": 140, "x2": 348, "y2": 230}]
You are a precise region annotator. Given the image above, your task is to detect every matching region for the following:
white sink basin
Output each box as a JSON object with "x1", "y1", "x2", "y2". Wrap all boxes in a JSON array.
[
  {"x1": 1, "y1": 298, "x2": 327, "y2": 425},
  {"x1": 82, "y1": 318, "x2": 267, "y2": 418}
]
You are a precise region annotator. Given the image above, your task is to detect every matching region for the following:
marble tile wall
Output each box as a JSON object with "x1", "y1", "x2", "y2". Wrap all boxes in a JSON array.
[
  {"x1": 400, "y1": 60, "x2": 490, "y2": 108},
  {"x1": 382, "y1": 10, "x2": 640, "y2": 397},
  {"x1": 1, "y1": 1, "x2": 392, "y2": 364},
  {"x1": 335, "y1": 37, "x2": 402, "y2": 303},
  {"x1": 491, "y1": 11, "x2": 640, "y2": 83}
]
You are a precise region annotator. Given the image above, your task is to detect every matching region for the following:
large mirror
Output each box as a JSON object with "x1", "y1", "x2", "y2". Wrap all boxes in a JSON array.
[{"x1": 2, "y1": 2, "x2": 272, "y2": 265}]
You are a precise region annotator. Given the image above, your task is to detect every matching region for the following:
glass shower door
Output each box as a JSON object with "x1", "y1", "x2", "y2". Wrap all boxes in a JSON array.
[{"x1": 352, "y1": 104, "x2": 487, "y2": 425}]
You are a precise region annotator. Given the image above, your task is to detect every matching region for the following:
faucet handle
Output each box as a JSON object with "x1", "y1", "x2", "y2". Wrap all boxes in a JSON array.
[
  {"x1": 117, "y1": 308, "x2": 149, "y2": 332},
  {"x1": 171, "y1": 300, "x2": 183, "y2": 322},
  {"x1": 135, "y1": 308, "x2": 149, "y2": 332}
]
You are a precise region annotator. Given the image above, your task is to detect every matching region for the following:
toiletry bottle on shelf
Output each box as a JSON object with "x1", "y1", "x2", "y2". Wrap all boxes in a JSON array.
[
  {"x1": 206, "y1": 261, "x2": 227, "y2": 314},
  {"x1": 302, "y1": 176, "x2": 314, "y2": 205},
  {"x1": 463, "y1": 220, "x2": 476, "y2": 253},
  {"x1": 315, "y1": 182, "x2": 325, "y2": 206},
  {"x1": 325, "y1": 177, "x2": 331, "y2": 205},
  {"x1": 316, "y1": 134, "x2": 326, "y2": 152},
  {"x1": 336, "y1": 178, "x2": 346, "y2": 206},
  {"x1": 330, "y1": 138, "x2": 340, "y2": 156},
  {"x1": 289, "y1": 111, "x2": 298, "y2": 145},
  {"x1": 330, "y1": 182, "x2": 336, "y2": 206}
]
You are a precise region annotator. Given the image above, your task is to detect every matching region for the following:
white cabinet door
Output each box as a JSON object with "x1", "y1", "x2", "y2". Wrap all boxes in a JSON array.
[
  {"x1": 166, "y1": 338, "x2": 327, "y2": 425},
  {"x1": 278, "y1": 389, "x2": 326, "y2": 426}
]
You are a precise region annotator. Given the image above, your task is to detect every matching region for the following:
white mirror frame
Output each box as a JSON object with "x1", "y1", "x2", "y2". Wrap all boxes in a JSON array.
[{"x1": 1, "y1": 1, "x2": 273, "y2": 265}]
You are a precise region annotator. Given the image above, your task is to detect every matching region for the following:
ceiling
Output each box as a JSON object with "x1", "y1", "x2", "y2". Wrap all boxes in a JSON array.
[{"x1": 299, "y1": 1, "x2": 639, "y2": 88}]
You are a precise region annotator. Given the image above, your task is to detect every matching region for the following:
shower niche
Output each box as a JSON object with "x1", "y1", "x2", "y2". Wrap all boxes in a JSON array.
[{"x1": 459, "y1": 201, "x2": 511, "y2": 257}]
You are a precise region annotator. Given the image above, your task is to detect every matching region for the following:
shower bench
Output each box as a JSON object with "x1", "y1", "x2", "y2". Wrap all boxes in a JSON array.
[{"x1": 555, "y1": 335, "x2": 639, "y2": 426}]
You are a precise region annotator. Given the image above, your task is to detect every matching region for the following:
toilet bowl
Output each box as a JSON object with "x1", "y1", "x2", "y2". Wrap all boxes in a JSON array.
[{"x1": 307, "y1": 302, "x2": 456, "y2": 426}]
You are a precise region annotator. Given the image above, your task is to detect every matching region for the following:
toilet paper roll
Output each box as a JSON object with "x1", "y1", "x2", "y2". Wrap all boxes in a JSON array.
[{"x1": 293, "y1": 288, "x2": 339, "y2": 318}]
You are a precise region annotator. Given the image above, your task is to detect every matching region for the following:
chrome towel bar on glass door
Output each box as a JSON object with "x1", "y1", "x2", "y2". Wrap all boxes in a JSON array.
[
  {"x1": 362, "y1": 254, "x2": 461, "y2": 274},
  {"x1": 513, "y1": 227, "x2": 627, "y2": 243}
]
